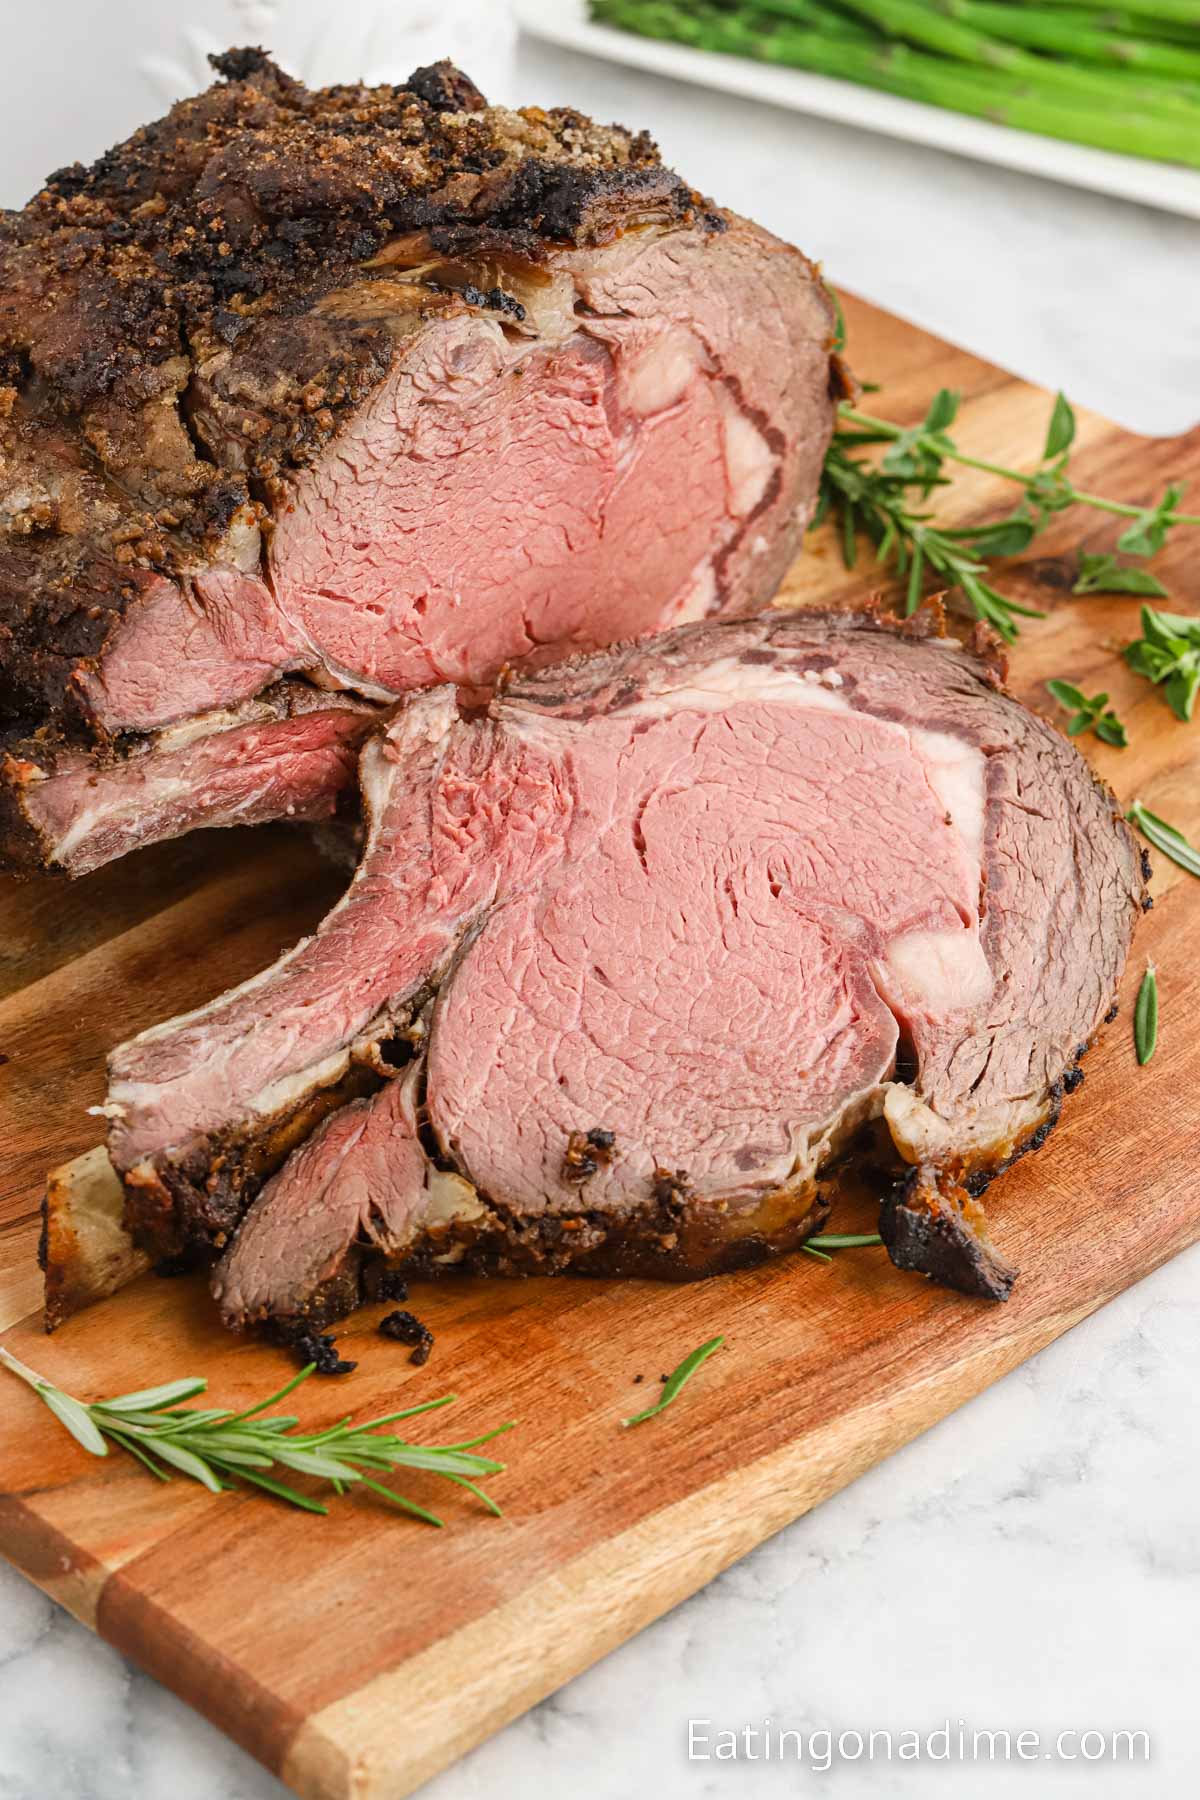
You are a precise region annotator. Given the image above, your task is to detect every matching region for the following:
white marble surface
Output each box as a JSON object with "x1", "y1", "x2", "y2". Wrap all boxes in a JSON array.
[{"x1": 2, "y1": 21, "x2": 1198, "y2": 1800}]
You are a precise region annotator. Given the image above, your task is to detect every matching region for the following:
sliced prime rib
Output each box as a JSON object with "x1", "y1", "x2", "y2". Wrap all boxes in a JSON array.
[
  {"x1": 0, "y1": 49, "x2": 844, "y2": 873},
  {"x1": 102, "y1": 610, "x2": 1145, "y2": 1331},
  {"x1": 3, "y1": 683, "x2": 380, "y2": 875}
]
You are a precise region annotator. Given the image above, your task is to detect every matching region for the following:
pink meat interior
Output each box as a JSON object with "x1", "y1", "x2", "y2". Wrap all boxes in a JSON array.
[
  {"x1": 271, "y1": 315, "x2": 772, "y2": 693},
  {"x1": 24, "y1": 700, "x2": 373, "y2": 876},
  {"x1": 112, "y1": 677, "x2": 988, "y2": 1211},
  {"x1": 83, "y1": 213, "x2": 828, "y2": 738},
  {"x1": 428, "y1": 692, "x2": 982, "y2": 1208}
]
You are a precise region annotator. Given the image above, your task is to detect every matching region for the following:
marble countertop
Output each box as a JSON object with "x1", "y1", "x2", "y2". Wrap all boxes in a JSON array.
[{"x1": 2, "y1": 23, "x2": 1198, "y2": 1800}]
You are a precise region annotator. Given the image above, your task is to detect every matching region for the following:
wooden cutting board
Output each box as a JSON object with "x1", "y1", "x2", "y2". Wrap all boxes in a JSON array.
[{"x1": 1, "y1": 293, "x2": 1197, "y2": 1800}]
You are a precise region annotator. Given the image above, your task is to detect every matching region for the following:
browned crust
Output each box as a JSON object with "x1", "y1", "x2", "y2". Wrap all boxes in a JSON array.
[
  {"x1": 881, "y1": 1166, "x2": 1017, "y2": 1302},
  {"x1": 4, "y1": 51, "x2": 690, "y2": 408},
  {"x1": 55, "y1": 996, "x2": 1122, "y2": 1334},
  {"x1": 413, "y1": 1177, "x2": 834, "y2": 1286},
  {"x1": 0, "y1": 748, "x2": 55, "y2": 874},
  {"x1": 123, "y1": 1062, "x2": 385, "y2": 1264},
  {"x1": 254, "y1": 1178, "x2": 835, "y2": 1337},
  {"x1": 0, "y1": 50, "x2": 714, "y2": 738}
]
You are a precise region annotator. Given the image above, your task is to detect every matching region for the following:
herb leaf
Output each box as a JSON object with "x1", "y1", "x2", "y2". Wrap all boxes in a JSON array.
[
  {"x1": 807, "y1": 1233, "x2": 884, "y2": 1250},
  {"x1": 623, "y1": 1335, "x2": 724, "y2": 1427},
  {"x1": 1127, "y1": 801, "x2": 1200, "y2": 880},
  {"x1": 1046, "y1": 679, "x2": 1087, "y2": 710},
  {"x1": 1165, "y1": 665, "x2": 1200, "y2": 723},
  {"x1": 1134, "y1": 964, "x2": 1159, "y2": 1067},
  {"x1": 956, "y1": 514, "x2": 1037, "y2": 559},
  {"x1": 1117, "y1": 484, "x2": 1187, "y2": 558},
  {"x1": 40, "y1": 1385, "x2": 111, "y2": 1457},
  {"x1": 802, "y1": 1231, "x2": 884, "y2": 1264},
  {"x1": 100, "y1": 1377, "x2": 210, "y2": 1414},
  {"x1": 924, "y1": 387, "x2": 960, "y2": 435},
  {"x1": 1043, "y1": 391, "x2": 1077, "y2": 461},
  {"x1": 0, "y1": 1348, "x2": 512, "y2": 1525},
  {"x1": 1124, "y1": 605, "x2": 1200, "y2": 721},
  {"x1": 819, "y1": 434, "x2": 1043, "y2": 643},
  {"x1": 1046, "y1": 680, "x2": 1127, "y2": 747},
  {"x1": 1072, "y1": 554, "x2": 1168, "y2": 598}
]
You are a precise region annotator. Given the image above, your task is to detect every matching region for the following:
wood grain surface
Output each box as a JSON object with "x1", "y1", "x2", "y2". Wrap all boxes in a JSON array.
[{"x1": 1, "y1": 294, "x2": 1197, "y2": 1800}]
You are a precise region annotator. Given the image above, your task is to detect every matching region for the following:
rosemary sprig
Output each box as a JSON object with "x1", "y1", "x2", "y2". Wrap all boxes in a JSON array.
[
  {"x1": 801, "y1": 1231, "x2": 885, "y2": 1264},
  {"x1": 1127, "y1": 800, "x2": 1200, "y2": 880},
  {"x1": 623, "y1": 1335, "x2": 724, "y2": 1426},
  {"x1": 0, "y1": 1348, "x2": 512, "y2": 1526},
  {"x1": 1134, "y1": 964, "x2": 1159, "y2": 1066},
  {"x1": 818, "y1": 386, "x2": 1198, "y2": 642},
  {"x1": 1045, "y1": 680, "x2": 1128, "y2": 747}
]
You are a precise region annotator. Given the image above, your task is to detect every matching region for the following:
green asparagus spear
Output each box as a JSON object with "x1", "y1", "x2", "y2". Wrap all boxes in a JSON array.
[
  {"x1": 1055, "y1": 9, "x2": 1200, "y2": 45},
  {"x1": 589, "y1": 1, "x2": 1200, "y2": 167},
  {"x1": 1023, "y1": 0, "x2": 1200, "y2": 25},
  {"x1": 943, "y1": 0, "x2": 1200, "y2": 77},
  {"x1": 735, "y1": 0, "x2": 873, "y2": 31},
  {"x1": 837, "y1": 0, "x2": 1200, "y2": 110}
]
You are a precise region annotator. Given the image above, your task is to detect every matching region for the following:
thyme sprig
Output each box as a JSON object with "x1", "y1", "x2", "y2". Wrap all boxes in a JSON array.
[
  {"x1": 818, "y1": 388, "x2": 1198, "y2": 642},
  {"x1": 0, "y1": 1348, "x2": 512, "y2": 1526}
]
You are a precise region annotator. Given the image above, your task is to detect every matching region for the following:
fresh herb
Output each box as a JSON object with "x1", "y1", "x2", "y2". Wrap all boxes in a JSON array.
[
  {"x1": 1071, "y1": 554, "x2": 1168, "y2": 599},
  {"x1": 1134, "y1": 964, "x2": 1159, "y2": 1066},
  {"x1": 1045, "y1": 680, "x2": 1128, "y2": 747},
  {"x1": 1116, "y1": 484, "x2": 1189, "y2": 558},
  {"x1": 802, "y1": 1231, "x2": 885, "y2": 1264},
  {"x1": 623, "y1": 1335, "x2": 724, "y2": 1426},
  {"x1": 1124, "y1": 605, "x2": 1200, "y2": 722},
  {"x1": 818, "y1": 388, "x2": 1047, "y2": 642},
  {"x1": 0, "y1": 1348, "x2": 512, "y2": 1526},
  {"x1": 1042, "y1": 389, "x2": 1077, "y2": 461},
  {"x1": 819, "y1": 385, "x2": 1199, "y2": 641},
  {"x1": 1127, "y1": 801, "x2": 1200, "y2": 880}
]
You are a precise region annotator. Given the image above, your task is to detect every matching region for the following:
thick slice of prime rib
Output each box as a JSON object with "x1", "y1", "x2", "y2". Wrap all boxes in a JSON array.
[
  {"x1": 0, "y1": 50, "x2": 844, "y2": 874},
  {"x1": 102, "y1": 610, "x2": 1145, "y2": 1330}
]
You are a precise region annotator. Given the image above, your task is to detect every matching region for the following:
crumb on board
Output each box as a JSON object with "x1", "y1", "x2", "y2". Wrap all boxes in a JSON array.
[{"x1": 380, "y1": 1309, "x2": 434, "y2": 1365}]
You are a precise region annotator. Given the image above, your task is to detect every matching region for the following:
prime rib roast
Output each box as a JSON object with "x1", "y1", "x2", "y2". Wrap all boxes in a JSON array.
[
  {"x1": 96, "y1": 611, "x2": 1145, "y2": 1339},
  {"x1": 0, "y1": 50, "x2": 843, "y2": 875}
]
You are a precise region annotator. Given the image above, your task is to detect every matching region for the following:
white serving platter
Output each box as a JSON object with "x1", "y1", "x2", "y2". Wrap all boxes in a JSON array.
[{"x1": 515, "y1": 0, "x2": 1200, "y2": 221}]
